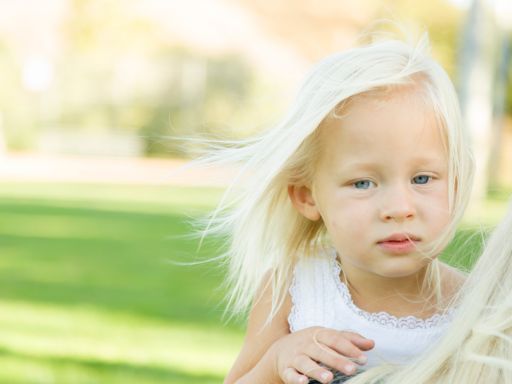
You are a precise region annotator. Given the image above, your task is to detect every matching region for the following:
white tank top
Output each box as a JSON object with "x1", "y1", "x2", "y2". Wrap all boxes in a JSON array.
[{"x1": 288, "y1": 250, "x2": 454, "y2": 370}]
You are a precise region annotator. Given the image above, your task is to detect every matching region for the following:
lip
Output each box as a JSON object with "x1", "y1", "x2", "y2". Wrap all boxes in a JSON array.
[{"x1": 377, "y1": 233, "x2": 421, "y2": 254}]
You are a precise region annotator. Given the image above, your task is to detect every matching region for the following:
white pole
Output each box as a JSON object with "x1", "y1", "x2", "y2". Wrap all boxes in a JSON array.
[{"x1": 458, "y1": 0, "x2": 495, "y2": 212}]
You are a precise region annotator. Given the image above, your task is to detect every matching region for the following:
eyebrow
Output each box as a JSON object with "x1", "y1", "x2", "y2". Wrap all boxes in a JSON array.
[
  {"x1": 409, "y1": 156, "x2": 447, "y2": 166},
  {"x1": 339, "y1": 156, "x2": 447, "y2": 171},
  {"x1": 339, "y1": 161, "x2": 377, "y2": 171}
]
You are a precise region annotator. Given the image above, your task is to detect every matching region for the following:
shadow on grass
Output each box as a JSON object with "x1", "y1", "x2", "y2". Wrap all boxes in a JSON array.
[{"x1": 0, "y1": 345, "x2": 223, "y2": 384}]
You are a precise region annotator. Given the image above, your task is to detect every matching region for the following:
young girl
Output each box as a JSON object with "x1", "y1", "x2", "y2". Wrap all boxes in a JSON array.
[
  {"x1": 345, "y1": 196, "x2": 512, "y2": 383},
  {"x1": 202, "y1": 33, "x2": 474, "y2": 384}
]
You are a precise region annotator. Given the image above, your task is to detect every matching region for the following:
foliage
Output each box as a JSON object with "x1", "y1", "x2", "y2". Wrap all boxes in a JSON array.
[{"x1": 5, "y1": 0, "x2": 508, "y2": 157}]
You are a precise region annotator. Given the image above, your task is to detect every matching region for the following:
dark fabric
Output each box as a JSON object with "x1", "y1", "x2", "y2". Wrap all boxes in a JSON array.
[{"x1": 308, "y1": 369, "x2": 358, "y2": 383}]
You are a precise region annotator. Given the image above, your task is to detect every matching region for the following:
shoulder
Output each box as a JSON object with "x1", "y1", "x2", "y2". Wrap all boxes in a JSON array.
[
  {"x1": 247, "y1": 271, "x2": 292, "y2": 336},
  {"x1": 289, "y1": 252, "x2": 335, "y2": 313},
  {"x1": 293, "y1": 250, "x2": 337, "y2": 282},
  {"x1": 224, "y1": 271, "x2": 291, "y2": 383},
  {"x1": 289, "y1": 251, "x2": 342, "y2": 331}
]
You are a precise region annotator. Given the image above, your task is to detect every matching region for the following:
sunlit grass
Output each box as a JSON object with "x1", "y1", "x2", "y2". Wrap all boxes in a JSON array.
[
  {"x1": 0, "y1": 182, "x2": 239, "y2": 383},
  {"x1": 0, "y1": 300, "x2": 241, "y2": 383}
]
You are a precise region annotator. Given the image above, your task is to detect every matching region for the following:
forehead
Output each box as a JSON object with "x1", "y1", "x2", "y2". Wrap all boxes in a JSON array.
[{"x1": 317, "y1": 92, "x2": 447, "y2": 168}]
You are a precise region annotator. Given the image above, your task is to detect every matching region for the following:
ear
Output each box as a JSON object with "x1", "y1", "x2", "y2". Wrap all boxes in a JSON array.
[{"x1": 287, "y1": 184, "x2": 321, "y2": 221}]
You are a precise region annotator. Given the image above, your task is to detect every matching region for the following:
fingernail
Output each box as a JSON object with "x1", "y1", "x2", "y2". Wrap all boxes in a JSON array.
[
  {"x1": 345, "y1": 364, "x2": 356, "y2": 374},
  {"x1": 321, "y1": 372, "x2": 330, "y2": 381},
  {"x1": 357, "y1": 355, "x2": 367, "y2": 364}
]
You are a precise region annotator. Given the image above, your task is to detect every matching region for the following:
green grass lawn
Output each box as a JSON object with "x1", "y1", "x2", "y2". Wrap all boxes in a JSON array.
[
  {"x1": 0, "y1": 182, "x2": 243, "y2": 384},
  {"x1": 0, "y1": 182, "x2": 508, "y2": 383}
]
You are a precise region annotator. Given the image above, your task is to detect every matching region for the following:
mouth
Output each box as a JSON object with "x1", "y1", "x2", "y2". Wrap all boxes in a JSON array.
[
  {"x1": 377, "y1": 233, "x2": 421, "y2": 253},
  {"x1": 379, "y1": 233, "x2": 421, "y2": 243}
]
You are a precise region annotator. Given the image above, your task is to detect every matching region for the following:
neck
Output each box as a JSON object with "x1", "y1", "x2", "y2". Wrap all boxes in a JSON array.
[{"x1": 340, "y1": 262, "x2": 435, "y2": 317}]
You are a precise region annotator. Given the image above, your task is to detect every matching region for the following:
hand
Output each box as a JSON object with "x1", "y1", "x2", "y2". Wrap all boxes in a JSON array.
[{"x1": 270, "y1": 326, "x2": 374, "y2": 384}]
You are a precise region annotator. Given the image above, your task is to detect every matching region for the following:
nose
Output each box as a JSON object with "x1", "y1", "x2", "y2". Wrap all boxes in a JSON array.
[{"x1": 379, "y1": 184, "x2": 416, "y2": 222}]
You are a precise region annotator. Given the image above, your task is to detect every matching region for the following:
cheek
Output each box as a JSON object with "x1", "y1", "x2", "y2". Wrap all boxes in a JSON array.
[
  {"x1": 438, "y1": 184, "x2": 451, "y2": 214},
  {"x1": 425, "y1": 190, "x2": 451, "y2": 230},
  {"x1": 326, "y1": 206, "x2": 367, "y2": 233},
  {"x1": 424, "y1": 181, "x2": 449, "y2": 208}
]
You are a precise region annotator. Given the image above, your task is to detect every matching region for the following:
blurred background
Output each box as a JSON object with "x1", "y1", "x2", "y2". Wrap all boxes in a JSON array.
[{"x1": 0, "y1": 0, "x2": 510, "y2": 383}]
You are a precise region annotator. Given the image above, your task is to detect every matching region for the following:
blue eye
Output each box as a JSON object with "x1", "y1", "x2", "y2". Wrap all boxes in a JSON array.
[
  {"x1": 412, "y1": 175, "x2": 431, "y2": 185},
  {"x1": 354, "y1": 180, "x2": 374, "y2": 189}
]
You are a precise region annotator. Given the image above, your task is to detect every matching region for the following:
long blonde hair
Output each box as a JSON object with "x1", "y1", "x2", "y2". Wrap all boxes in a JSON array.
[
  {"x1": 346, "y1": 198, "x2": 512, "y2": 383},
  {"x1": 196, "y1": 33, "x2": 474, "y2": 321}
]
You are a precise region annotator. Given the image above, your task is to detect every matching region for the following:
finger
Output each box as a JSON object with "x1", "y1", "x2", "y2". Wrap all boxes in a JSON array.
[
  {"x1": 314, "y1": 329, "x2": 369, "y2": 361},
  {"x1": 340, "y1": 331, "x2": 375, "y2": 351},
  {"x1": 306, "y1": 344, "x2": 359, "y2": 376},
  {"x1": 282, "y1": 366, "x2": 309, "y2": 384},
  {"x1": 291, "y1": 354, "x2": 333, "y2": 384}
]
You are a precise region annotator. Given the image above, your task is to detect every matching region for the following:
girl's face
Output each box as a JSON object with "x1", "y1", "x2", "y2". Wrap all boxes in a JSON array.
[{"x1": 307, "y1": 92, "x2": 450, "y2": 280}]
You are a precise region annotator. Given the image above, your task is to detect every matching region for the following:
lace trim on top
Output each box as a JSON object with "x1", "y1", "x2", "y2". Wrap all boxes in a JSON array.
[
  {"x1": 330, "y1": 257, "x2": 454, "y2": 330},
  {"x1": 288, "y1": 277, "x2": 300, "y2": 332}
]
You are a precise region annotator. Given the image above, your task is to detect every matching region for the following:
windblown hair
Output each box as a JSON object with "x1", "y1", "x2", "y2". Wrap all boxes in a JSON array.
[
  {"x1": 197, "y1": 33, "x2": 474, "y2": 321},
  {"x1": 346, "y1": 198, "x2": 512, "y2": 383}
]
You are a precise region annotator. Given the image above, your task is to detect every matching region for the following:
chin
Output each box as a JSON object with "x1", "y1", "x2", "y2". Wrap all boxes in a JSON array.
[{"x1": 377, "y1": 259, "x2": 428, "y2": 278}]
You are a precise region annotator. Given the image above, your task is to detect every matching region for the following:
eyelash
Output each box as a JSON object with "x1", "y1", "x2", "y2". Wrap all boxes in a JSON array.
[
  {"x1": 351, "y1": 175, "x2": 433, "y2": 189},
  {"x1": 353, "y1": 180, "x2": 375, "y2": 189},
  {"x1": 412, "y1": 175, "x2": 432, "y2": 185}
]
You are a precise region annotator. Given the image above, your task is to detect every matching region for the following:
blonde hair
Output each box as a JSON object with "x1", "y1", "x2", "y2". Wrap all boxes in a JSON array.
[
  {"x1": 346, "y1": 198, "x2": 512, "y2": 383},
  {"x1": 197, "y1": 33, "x2": 474, "y2": 321}
]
